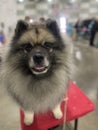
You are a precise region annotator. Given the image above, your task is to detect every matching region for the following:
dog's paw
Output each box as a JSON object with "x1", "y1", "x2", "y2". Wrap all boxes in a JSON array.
[
  {"x1": 53, "y1": 109, "x2": 63, "y2": 119},
  {"x1": 24, "y1": 117, "x2": 34, "y2": 125},
  {"x1": 24, "y1": 114, "x2": 34, "y2": 125}
]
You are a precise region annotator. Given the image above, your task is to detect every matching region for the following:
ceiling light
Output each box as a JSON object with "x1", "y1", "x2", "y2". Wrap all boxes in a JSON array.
[
  {"x1": 29, "y1": 19, "x2": 33, "y2": 23},
  {"x1": 71, "y1": 0, "x2": 76, "y2": 3},
  {"x1": 48, "y1": 0, "x2": 52, "y2": 2},
  {"x1": 18, "y1": 0, "x2": 24, "y2": 3}
]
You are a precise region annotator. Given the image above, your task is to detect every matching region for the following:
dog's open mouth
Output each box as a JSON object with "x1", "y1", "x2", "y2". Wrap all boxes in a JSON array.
[
  {"x1": 31, "y1": 66, "x2": 49, "y2": 75},
  {"x1": 33, "y1": 66, "x2": 47, "y2": 72}
]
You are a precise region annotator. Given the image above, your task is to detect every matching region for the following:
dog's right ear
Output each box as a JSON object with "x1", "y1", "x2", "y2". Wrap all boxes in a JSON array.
[{"x1": 15, "y1": 20, "x2": 28, "y2": 37}]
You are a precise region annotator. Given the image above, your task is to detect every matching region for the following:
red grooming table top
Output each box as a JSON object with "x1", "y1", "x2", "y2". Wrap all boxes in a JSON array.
[{"x1": 20, "y1": 81, "x2": 95, "y2": 130}]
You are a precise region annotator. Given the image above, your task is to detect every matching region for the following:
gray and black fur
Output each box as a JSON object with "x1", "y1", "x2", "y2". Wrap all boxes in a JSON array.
[{"x1": 1, "y1": 20, "x2": 72, "y2": 113}]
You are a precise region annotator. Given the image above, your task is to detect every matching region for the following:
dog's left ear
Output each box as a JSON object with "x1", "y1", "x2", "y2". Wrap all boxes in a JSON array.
[
  {"x1": 15, "y1": 20, "x2": 28, "y2": 38},
  {"x1": 46, "y1": 20, "x2": 61, "y2": 39}
]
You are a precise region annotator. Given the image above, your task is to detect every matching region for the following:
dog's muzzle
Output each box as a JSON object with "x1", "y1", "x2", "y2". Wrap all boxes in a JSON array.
[
  {"x1": 33, "y1": 53, "x2": 44, "y2": 65},
  {"x1": 29, "y1": 52, "x2": 50, "y2": 75}
]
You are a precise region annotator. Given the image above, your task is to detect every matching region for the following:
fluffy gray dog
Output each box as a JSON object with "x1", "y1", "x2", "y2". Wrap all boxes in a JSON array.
[{"x1": 1, "y1": 20, "x2": 72, "y2": 125}]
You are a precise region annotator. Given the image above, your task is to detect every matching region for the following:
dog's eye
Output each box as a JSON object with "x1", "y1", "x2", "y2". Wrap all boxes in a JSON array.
[
  {"x1": 44, "y1": 42, "x2": 52, "y2": 49},
  {"x1": 43, "y1": 42, "x2": 53, "y2": 52},
  {"x1": 22, "y1": 43, "x2": 33, "y2": 52}
]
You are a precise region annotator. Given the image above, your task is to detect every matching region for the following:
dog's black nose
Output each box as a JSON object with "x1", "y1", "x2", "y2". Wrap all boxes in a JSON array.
[{"x1": 33, "y1": 53, "x2": 44, "y2": 64}]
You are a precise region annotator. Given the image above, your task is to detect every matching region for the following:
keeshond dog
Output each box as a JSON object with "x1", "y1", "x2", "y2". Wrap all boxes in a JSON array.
[{"x1": 1, "y1": 19, "x2": 72, "y2": 125}]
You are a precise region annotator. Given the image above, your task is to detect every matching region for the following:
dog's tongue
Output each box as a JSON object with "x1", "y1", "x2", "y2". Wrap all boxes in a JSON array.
[{"x1": 35, "y1": 66, "x2": 45, "y2": 71}]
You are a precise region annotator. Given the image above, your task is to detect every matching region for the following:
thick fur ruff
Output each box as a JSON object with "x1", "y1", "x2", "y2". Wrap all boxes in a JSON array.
[{"x1": 1, "y1": 20, "x2": 73, "y2": 114}]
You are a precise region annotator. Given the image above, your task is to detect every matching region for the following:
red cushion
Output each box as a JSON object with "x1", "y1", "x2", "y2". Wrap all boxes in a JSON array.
[{"x1": 20, "y1": 81, "x2": 95, "y2": 130}]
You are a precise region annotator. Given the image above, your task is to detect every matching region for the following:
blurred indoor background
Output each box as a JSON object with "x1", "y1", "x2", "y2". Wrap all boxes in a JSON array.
[
  {"x1": 1, "y1": 0, "x2": 98, "y2": 36},
  {"x1": 0, "y1": 0, "x2": 98, "y2": 130}
]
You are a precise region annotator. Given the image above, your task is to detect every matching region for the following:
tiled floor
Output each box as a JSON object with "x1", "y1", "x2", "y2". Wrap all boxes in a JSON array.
[
  {"x1": 0, "y1": 39, "x2": 98, "y2": 130},
  {"x1": 70, "y1": 40, "x2": 98, "y2": 130}
]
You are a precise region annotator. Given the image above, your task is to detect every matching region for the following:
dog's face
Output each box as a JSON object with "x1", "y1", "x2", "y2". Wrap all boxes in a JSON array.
[{"x1": 9, "y1": 20, "x2": 64, "y2": 77}]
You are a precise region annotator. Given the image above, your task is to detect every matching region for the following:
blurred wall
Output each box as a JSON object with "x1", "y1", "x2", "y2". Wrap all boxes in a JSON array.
[
  {"x1": 16, "y1": 0, "x2": 98, "y2": 22},
  {"x1": 79, "y1": 0, "x2": 98, "y2": 20},
  {"x1": 0, "y1": 0, "x2": 98, "y2": 35},
  {"x1": 0, "y1": 0, "x2": 17, "y2": 35}
]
